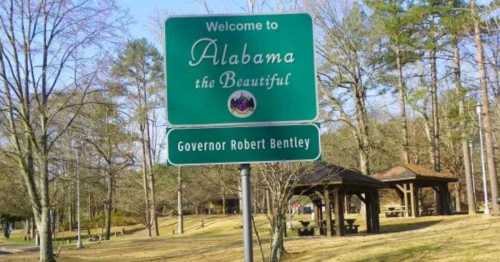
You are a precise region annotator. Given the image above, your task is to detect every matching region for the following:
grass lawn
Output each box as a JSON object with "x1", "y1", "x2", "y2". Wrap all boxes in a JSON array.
[{"x1": 1, "y1": 214, "x2": 500, "y2": 261}]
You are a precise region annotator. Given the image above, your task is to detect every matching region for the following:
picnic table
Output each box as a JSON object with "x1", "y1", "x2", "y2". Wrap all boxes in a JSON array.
[
  {"x1": 319, "y1": 219, "x2": 360, "y2": 235},
  {"x1": 384, "y1": 206, "x2": 405, "y2": 217},
  {"x1": 421, "y1": 207, "x2": 435, "y2": 216},
  {"x1": 344, "y1": 219, "x2": 359, "y2": 234},
  {"x1": 297, "y1": 220, "x2": 314, "y2": 236}
]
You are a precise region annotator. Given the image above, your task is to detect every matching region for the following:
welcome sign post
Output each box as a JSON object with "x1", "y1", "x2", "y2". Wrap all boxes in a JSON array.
[{"x1": 165, "y1": 13, "x2": 318, "y2": 262}]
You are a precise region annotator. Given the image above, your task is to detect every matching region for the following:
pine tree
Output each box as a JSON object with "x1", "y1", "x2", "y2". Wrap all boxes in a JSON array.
[
  {"x1": 112, "y1": 39, "x2": 164, "y2": 236},
  {"x1": 367, "y1": 0, "x2": 421, "y2": 164}
]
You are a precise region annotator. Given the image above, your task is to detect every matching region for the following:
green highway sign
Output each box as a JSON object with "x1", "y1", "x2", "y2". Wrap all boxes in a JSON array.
[
  {"x1": 167, "y1": 124, "x2": 321, "y2": 165},
  {"x1": 165, "y1": 13, "x2": 317, "y2": 127}
]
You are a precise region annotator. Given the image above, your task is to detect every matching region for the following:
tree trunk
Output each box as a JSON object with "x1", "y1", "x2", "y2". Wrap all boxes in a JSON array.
[
  {"x1": 455, "y1": 184, "x2": 462, "y2": 212},
  {"x1": 137, "y1": 61, "x2": 159, "y2": 237},
  {"x1": 430, "y1": 46, "x2": 441, "y2": 172},
  {"x1": 269, "y1": 213, "x2": 286, "y2": 262},
  {"x1": 222, "y1": 186, "x2": 226, "y2": 215},
  {"x1": 36, "y1": 210, "x2": 54, "y2": 262},
  {"x1": 266, "y1": 189, "x2": 272, "y2": 218},
  {"x1": 452, "y1": 35, "x2": 476, "y2": 215},
  {"x1": 2, "y1": 221, "x2": 10, "y2": 239},
  {"x1": 140, "y1": 124, "x2": 152, "y2": 236},
  {"x1": 50, "y1": 209, "x2": 56, "y2": 240},
  {"x1": 424, "y1": 119, "x2": 436, "y2": 167},
  {"x1": 472, "y1": 0, "x2": 500, "y2": 215},
  {"x1": 104, "y1": 174, "x2": 113, "y2": 240},
  {"x1": 396, "y1": 46, "x2": 410, "y2": 164},
  {"x1": 177, "y1": 167, "x2": 184, "y2": 234},
  {"x1": 31, "y1": 216, "x2": 37, "y2": 241},
  {"x1": 354, "y1": 68, "x2": 370, "y2": 175},
  {"x1": 144, "y1": 100, "x2": 159, "y2": 237},
  {"x1": 67, "y1": 196, "x2": 73, "y2": 232},
  {"x1": 88, "y1": 193, "x2": 93, "y2": 222},
  {"x1": 24, "y1": 218, "x2": 31, "y2": 240},
  {"x1": 37, "y1": 155, "x2": 55, "y2": 262}
]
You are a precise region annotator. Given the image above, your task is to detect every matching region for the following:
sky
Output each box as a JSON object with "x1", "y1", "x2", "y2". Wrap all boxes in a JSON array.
[
  {"x1": 121, "y1": 0, "x2": 254, "y2": 45},
  {"x1": 120, "y1": 0, "x2": 494, "y2": 45}
]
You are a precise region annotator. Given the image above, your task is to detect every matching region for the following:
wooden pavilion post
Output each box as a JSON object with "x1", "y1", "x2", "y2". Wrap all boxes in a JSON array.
[
  {"x1": 439, "y1": 183, "x2": 451, "y2": 215},
  {"x1": 433, "y1": 186, "x2": 443, "y2": 214},
  {"x1": 333, "y1": 189, "x2": 345, "y2": 236},
  {"x1": 410, "y1": 183, "x2": 417, "y2": 217},
  {"x1": 447, "y1": 185, "x2": 452, "y2": 214},
  {"x1": 313, "y1": 203, "x2": 319, "y2": 227},
  {"x1": 403, "y1": 184, "x2": 409, "y2": 217},
  {"x1": 372, "y1": 190, "x2": 380, "y2": 233},
  {"x1": 396, "y1": 188, "x2": 404, "y2": 209},
  {"x1": 415, "y1": 185, "x2": 420, "y2": 216},
  {"x1": 366, "y1": 190, "x2": 380, "y2": 233},
  {"x1": 365, "y1": 192, "x2": 373, "y2": 233},
  {"x1": 312, "y1": 199, "x2": 321, "y2": 230},
  {"x1": 323, "y1": 189, "x2": 333, "y2": 237},
  {"x1": 318, "y1": 200, "x2": 323, "y2": 226},
  {"x1": 344, "y1": 195, "x2": 349, "y2": 215},
  {"x1": 417, "y1": 187, "x2": 422, "y2": 212}
]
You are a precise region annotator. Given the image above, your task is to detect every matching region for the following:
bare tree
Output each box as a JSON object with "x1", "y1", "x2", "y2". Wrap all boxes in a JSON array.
[
  {"x1": 80, "y1": 96, "x2": 134, "y2": 240},
  {"x1": 0, "y1": 1, "x2": 125, "y2": 260},
  {"x1": 312, "y1": 1, "x2": 375, "y2": 175},
  {"x1": 258, "y1": 163, "x2": 303, "y2": 262},
  {"x1": 112, "y1": 39, "x2": 163, "y2": 236}
]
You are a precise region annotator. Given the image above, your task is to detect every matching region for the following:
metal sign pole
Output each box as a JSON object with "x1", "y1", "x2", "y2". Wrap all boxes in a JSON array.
[{"x1": 240, "y1": 163, "x2": 253, "y2": 262}]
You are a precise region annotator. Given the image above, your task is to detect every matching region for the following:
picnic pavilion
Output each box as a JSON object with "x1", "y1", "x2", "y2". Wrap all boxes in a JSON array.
[
  {"x1": 292, "y1": 162, "x2": 385, "y2": 237},
  {"x1": 203, "y1": 194, "x2": 240, "y2": 215},
  {"x1": 373, "y1": 164, "x2": 458, "y2": 217}
]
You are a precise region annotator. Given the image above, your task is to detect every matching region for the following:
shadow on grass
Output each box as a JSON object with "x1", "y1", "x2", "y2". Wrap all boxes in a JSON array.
[
  {"x1": 122, "y1": 226, "x2": 146, "y2": 235},
  {"x1": 354, "y1": 244, "x2": 441, "y2": 262},
  {"x1": 0, "y1": 250, "x2": 12, "y2": 255},
  {"x1": 380, "y1": 220, "x2": 442, "y2": 234},
  {"x1": 53, "y1": 225, "x2": 146, "y2": 244}
]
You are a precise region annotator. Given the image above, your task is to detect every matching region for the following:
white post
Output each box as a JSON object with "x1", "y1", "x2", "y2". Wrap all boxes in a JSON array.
[
  {"x1": 477, "y1": 105, "x2": 490, "y2": 215},
  {"x1": 240, "y1": 164, "x2": 253, "y2": 262},
  {"x1": 75, "y1": 141, "x2": 83, "y2": 248}
]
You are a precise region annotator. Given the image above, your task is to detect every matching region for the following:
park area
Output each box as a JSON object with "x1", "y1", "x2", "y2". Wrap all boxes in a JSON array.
[{"x1": 2, "y1": 214, "x2": 500, "y2": 261}]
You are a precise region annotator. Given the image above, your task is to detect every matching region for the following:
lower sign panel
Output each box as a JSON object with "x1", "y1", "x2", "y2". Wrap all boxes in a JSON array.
[{"x1": 167, "y1": 124, "x2": 321, "y2": 166}]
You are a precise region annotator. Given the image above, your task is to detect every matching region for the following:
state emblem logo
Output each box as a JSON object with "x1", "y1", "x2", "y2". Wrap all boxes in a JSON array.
[{"x1": 228, "y1": 90, "x2": 256, "y2": 118}]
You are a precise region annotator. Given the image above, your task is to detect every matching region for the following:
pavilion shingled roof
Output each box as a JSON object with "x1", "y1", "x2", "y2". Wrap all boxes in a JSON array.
[
  {"x1": 372, "y1": 164, "x2": 458, "y2": 183},
  {"x1": 294, "y1": 162, "x2": 385, "y2": 188}
]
